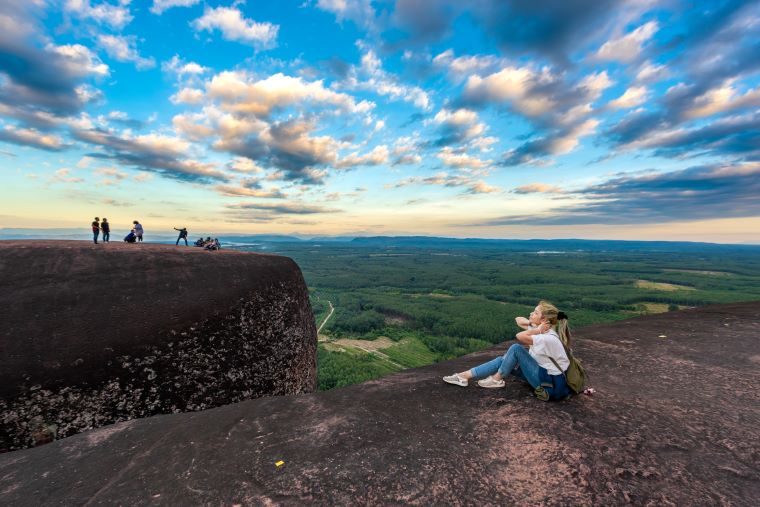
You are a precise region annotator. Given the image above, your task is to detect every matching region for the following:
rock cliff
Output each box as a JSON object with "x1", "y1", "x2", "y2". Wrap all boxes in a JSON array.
[
  {"x1": 0, "y1": 241, "x2": 316, "y2": 451},
  {"x1": 1, "y1": 299, "x2": 758, "y2": 505}
]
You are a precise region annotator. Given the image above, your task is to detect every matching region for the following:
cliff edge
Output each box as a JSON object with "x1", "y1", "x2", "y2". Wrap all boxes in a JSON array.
[
  {"x1": 0, "y1": 241, "x2": 316, "y2": 451},
  {"x1": 1, "y1": 300, "x2": 758, "y2": 505}
]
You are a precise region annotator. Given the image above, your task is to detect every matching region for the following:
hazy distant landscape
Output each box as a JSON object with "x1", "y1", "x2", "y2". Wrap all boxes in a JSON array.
[{"x1": 223, "y1": 237, "x2": 760, "y2": 390}]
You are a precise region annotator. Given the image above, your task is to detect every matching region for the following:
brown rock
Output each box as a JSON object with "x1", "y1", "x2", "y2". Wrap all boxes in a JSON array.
[
  {"x1": 0, "y1": 241, "x2": 316, "y2": 451},
  {"x1": 1, "y1": 301, "x2": 759, "y2": 504}
]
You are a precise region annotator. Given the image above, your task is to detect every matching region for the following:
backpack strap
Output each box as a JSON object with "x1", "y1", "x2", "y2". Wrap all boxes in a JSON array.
[{"x1": 548, "y1": 356, "x2": 568, "y2": 384}]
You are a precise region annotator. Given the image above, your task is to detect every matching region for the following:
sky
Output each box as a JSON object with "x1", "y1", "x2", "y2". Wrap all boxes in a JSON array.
[{"x1": 1, "y1": 0, "x2": 759, "y2": 243}]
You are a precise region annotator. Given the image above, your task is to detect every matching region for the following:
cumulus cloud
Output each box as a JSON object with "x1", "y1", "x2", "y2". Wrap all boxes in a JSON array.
[
  {"x1": 206, "y1": 71, "x2": 373, "y2": 117},
  {"x1": 151, "y1": 0, "x2": 200, "y2": 15},
  {"x1": 64, "y1": 0, "x2": 132, "y2": 30},
  {"x1": 475, "y1": 161, "x2": 760, "y2": 225},
  {"x1": 51, "y1": 167, "x2": 84, "y2": 183},
  {"x1": 97, "y1": 35, "x2": 155, "y2": 70},
  {"x1": 339, "y1": 48, "x2": 432, "y2": 111},
  {"x1": 512, "y1": 183, "x2": 563, "y2": 194},
  {"x1": 72, "y1": 127, "x2": 229, "y2": 182},
  {"x1": 170, "y1": 87, "x2": 204, "y2": 105},
  {"x1": 433, "y1": 49, "x2": 503, "y2": 83},
  {"x1": 214, "y1": 185, "x2": 285, "y2": 198},
  {"x1": 432, "y1": 108, "x2": 487, "y2": 146},
  {"x1": 595, "y1": 21, "x2": 658, "y2": 63},
  {"x1": 161, "y1": 55, "x2": 209, "y2": 76},
  {"x1": 391, "y1": 171, "x2": 499, "y2": 194},
  {"x1": 225, "y1": 201, "x2": 340, "y2": 222},
  {"x1": 226, "y1": 157, "x2": 264, "y2": 174},
  {"x1": 335, "y1": 145, "x2": 389, "y2": 169},
  {"x1": 0, "y1": 125, "x2": 67, "y2": 151},
  {"x1": 316, "y1": 0, "x2": 376, "y2": 30},
  {"x1": 436, "y1": 147, "x2": 490, "y2": 169},
  {"x1": 502, "y1": 119, "x2": 599, "y2": 166},
  {"x1": 608, "y1": 86, "x2": 647, "y2": 110},
  {"x1": 192, "y1": 6, "x2": 279, "y2": 50}
]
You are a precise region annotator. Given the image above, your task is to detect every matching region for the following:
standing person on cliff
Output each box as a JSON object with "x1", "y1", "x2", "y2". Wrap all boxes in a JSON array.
[
  {"x1": 91, "y1": 217, "x2": 100, "y2": 244},
  {"x1": 174, "y1": 226, "x2": 188, "y2": 246},
  {"x1": 101, "y1": 218, "x2": 110, "y2": 243},
  {"x1": 133, "y1": 220, "x2": 144, "y2": 242}
]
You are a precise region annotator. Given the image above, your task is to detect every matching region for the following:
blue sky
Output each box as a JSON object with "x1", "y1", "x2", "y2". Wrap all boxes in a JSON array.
[{"x1": 1, "y1": 0, "x2": 759, "y2": 242}]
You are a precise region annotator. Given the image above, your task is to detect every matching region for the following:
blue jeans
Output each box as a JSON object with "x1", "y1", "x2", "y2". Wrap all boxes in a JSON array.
[
  {"x1": 176, "y1": 235, "x2": 187, "y2": 245},
  {"x1": 103, "y1": 232, "x2": 109, "y2": 242},
  {"x1": 93, "y1": 231, "x2": 99, "y2": 244},
  {"x1": 470, "y1": 343, "x2": 571, "y2": 400}
]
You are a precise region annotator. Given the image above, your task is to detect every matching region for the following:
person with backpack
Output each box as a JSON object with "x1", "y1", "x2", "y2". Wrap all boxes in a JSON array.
[
  {"x1": 101, "y1": 218, "x2": 110, "y2": 242},
  {"x1": 91, "y1": 217, "x2": 100, "y2": 244},
  {"x1": 443, "y1": 300, "x2": 581, "y2": 401},
  {"x1": 133, "y1": 220, "x2": 144, "y2": 242},
  {"x1": 124, "y1": 230, "x2": 136, "y2": 243},
  {"x1": 174, "y1": 227, "x2": 188, "y2": 246}
]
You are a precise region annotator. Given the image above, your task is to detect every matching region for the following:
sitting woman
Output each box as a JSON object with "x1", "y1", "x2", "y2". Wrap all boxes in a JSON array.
[{"x1": 443, "y1": 300, "x2": 572, "y2": 401}]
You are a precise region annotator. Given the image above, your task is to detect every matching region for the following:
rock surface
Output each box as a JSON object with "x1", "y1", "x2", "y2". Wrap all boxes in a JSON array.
[
  {"x1": 0, "y1": 241, "x2": 316, "y2": 451},
  {"x1": 1, "y1": 301, "x2": 758, "y2": 505}
]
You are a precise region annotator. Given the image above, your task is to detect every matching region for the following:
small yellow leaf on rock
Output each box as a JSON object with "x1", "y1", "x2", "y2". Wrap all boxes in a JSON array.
[
  {"x1": 658, "y1": 335, "x2": 667, "y2": 338},
  {"x1": 275, "y1": 460, "x2": 285, "y2": 467}
]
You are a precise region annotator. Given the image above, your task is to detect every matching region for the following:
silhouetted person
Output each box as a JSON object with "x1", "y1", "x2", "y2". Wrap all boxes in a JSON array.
[
  {"x1": 174, "y1": 227, "x2": 188, "y2": 246},
  {"x1": 124, "y1": 230, "x2": 136, "y2": 243},
  {"x1": 91, "y1": 217, "x2": 100, "y2": 244},
  {"x1": 133, "y1": 220, "x2": 143, "y2": 242},
  {"x1": 101, "y1": 218, "x2": 110, "y2": 242}
]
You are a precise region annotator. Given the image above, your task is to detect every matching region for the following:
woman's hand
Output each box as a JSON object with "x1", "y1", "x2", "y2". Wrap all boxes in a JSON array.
[{"x1": 536, "y1": 322, "x2": 551, "y2": 334}]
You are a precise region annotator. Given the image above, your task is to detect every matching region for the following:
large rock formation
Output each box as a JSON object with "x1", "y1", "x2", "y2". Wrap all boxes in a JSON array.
[
  {"x1": 0, "y1": 241, "x2": 316, "y2": 452},
  {"x1": 1, "y1": 301, "x2": 758, "y2": 505}
]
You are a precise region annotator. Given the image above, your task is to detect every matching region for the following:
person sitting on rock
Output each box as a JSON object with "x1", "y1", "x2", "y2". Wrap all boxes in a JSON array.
[
  {"x1": 124, "y1": 230, "x2": 137, "y2": 243},
  {"x1": 194, "y1": 237, "x2": 204, "y2": 247},
  {"x1": 443, "y1": 300, "x2": 572, "y2": 401}
]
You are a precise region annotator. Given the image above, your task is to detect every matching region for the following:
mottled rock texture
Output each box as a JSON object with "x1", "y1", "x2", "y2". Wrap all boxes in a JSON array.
[
  {"x1": 0, "y1": 241, "x2": 316, "y2": 452},
  {"x1": 1, "y1": 301, "x2": 758, "y2": 505}
]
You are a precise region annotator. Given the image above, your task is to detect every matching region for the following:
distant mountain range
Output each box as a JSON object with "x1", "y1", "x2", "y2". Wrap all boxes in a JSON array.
[{"x1": 2, "y1": 229, "x2": 759, "y2": 251}]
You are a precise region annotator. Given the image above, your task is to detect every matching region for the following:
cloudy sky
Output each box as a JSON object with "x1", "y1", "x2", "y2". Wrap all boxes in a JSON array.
[{"x1": 1, "y1": 0, "x2": 759, "y2": 242}]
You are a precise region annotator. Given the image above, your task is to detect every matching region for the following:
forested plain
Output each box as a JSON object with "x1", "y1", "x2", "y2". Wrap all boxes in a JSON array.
[{"x1": 229, "y1": 239, "x2": 760, "y2": 390}]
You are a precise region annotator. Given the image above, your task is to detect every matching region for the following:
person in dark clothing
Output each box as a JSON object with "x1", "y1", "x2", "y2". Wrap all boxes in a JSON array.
[
  {"x1": 91, "y1": 217, "x2": 100, "y2": 244},
  {"x1": 194, "y1": 237, "x2": 204, "y2": 247},
  {"x1": 174, "y1": 227, "x2": 188, "y2": 246},
  {"x1": 124, "y1": 231, "x2": 136, "y2": 243},
  {"x1": 101, "y1": 218, "x2": 110, "y2": 242}
]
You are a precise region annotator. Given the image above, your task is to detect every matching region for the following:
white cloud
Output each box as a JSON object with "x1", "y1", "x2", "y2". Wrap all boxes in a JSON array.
[
  {"x1": 512, "y1": 183, "x2": 563, "y2": 194},
  {"x1": 150, "y1": 0, "x2": 200, "y2": 15},
  {"x1": 97, "y1": 34, "x2": 155, "y2": 69},
  {"x1": 463, "y1": 66, "x2": 556, "y2": 117},
  {"x1": 436, "y1": 147, "x2": 490, "y2": 169},
  {"x1": 341, "y1": 49, "x2": 432, "y2": 111},
  {"x1": 316, "y1": 0, "x2": 375, "y2": 30},
  {"x1": 335, "y1": 145, "x2": 389, "y2": 168},
  {"x1": 52, "y1": 168, "x2": 83, "y2": 183},
  {"x1": 227, "y1": 157, "x2": 264, "y2": 173},
  {"x1": 635, "y1": 61, "x2": 668, "y2": 83},
  {"x1": 682, "y1": 83, "x2": 760, "y2": 120},
  {"x1": 206, "y1": 71, "x2": 373, "y2": 117},
  {"x1": 433, "y1": 49, "x2": 502, "y2": 82},
  {"x1": 170, "y1": 87, "x2": 204, "y2": 104},
  {"x1": 0, "y1": 125, "x2": 66, "y2": 151},
  {"x1": 391, "y1": 171, "x2": 499, "y2": 194},
  {"x1": 162, "y1": 55, "x2": 209, "y2": 76},
  {"x1": 608, "y1": 86, "x2": 647, "y2": 109},
  {"x1": 595, "y1": 21, "x2": 658, "y2": 63},
  {"x1": 64, "y1": 0, "x2": 133, "y2": 30},
  {"x1": 48, "y1": 44, "x2": 109, "y2": 77},
  {"x1": 192, "y1": 6, "x2": 279, "y2": 50}
]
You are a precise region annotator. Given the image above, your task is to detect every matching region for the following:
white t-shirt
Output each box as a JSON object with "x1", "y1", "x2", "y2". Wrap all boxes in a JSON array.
[{"x1": 529, "y1": 328, "x2": 569, "y2": 375}]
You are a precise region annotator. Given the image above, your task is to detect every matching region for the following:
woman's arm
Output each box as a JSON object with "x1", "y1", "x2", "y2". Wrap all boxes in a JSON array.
[
  {"x1": 515, "y1": 316, "x2": 530, "y2": 330},
  {"x1": 515, "y1": 322, "x2": 551, "y2": 346}
]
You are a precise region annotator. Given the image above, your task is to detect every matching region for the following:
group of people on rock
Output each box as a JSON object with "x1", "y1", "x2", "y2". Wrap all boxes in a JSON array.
[
  {"x1": 91, "y1": 218, "x2": 142, "y2": 244},
  {"x1": 89, "y1": 218, "x2": 220, "y2": 251},
  {"x1": 194, "y1": 236, "x2": 221, "y2": 250}
]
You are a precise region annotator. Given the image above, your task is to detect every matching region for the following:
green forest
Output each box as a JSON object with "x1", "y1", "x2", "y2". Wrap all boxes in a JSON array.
[{"x1": 233, "y1": 241, "x2": 760, "y2": 390}]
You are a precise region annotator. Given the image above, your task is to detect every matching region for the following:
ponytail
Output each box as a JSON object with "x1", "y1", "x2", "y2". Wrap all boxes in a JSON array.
[{"x1": 538, "y1": 300, "x2": 572, "y2": 347}]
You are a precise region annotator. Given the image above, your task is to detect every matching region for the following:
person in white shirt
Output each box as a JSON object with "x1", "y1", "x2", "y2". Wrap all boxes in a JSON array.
[
  {"x1": 443, "y1": 300, "x2": 572, "y2": 401},
  {"x1": 132, "y1": 220, "x2": 144, "y2": 242}
]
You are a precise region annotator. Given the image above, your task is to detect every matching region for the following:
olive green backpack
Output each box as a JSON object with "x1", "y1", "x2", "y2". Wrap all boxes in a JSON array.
[{"x1": 548, "y1": 342, "x2": 587, "y2": 395}]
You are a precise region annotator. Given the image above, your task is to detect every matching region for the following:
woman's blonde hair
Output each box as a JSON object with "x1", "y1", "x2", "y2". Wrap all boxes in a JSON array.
[{"x1": 538, "y1": 300, "x2": 571, "y2": 346}]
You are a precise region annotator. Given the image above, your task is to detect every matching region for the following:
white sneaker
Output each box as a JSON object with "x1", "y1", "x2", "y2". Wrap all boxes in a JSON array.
[
  {"x1": 477, "y1": 376, "x2": 505, "y2": 388},
  {"x1": 443, "y1": 373, "x2": 468, "y2": 387}
]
